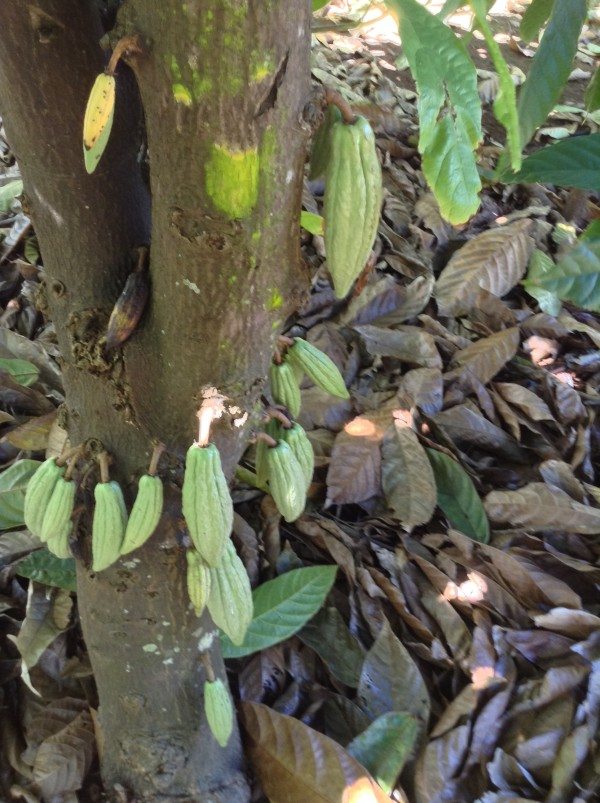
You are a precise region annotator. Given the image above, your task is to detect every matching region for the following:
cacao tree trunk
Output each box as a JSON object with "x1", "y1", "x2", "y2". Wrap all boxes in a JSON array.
[{"x1": 0, "y1": 0, "x2": 311, "y2": 799}]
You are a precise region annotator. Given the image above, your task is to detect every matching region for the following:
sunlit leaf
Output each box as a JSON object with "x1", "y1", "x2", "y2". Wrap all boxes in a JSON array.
[
  {"x1": 519, "y1": 0, "x2": 555, "y2": 42},
  {"x1": 300, "y1": 211, "x2": 325, "y2": 236},
  {"x1": 512, "y1": 133, "x2": 600, "y2": 191}
]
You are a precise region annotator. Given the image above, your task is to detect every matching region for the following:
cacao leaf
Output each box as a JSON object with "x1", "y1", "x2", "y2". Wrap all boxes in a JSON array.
[
  {"x1": 221, "y1": 565, "x2": 337, "y2": 659},
  {"x1": 354, "y1": 324, "x2": 441, "y2": 368},
  {"x1": 414, "y1": 725, "x2": 470, "y2": 803},
  {"x1": 433, "y1": 404, "x2": 526, "y2": 463},
  {"x1": 326, "y1": 415, "x2": 386, "y2": 505},
  {"x1": 495, "y1": 382, "x2": 555, "y2": 423},
  {"x1": 3, "y1": 411, "x2": 57, "y2": 451},
  {"x1": 381, "y1": 422, "x2": 436, "y2": 528},
  {"x1": 519, "y1": 0, "x2": 555, "y2": 42},
  {"x1": 484, "y1": 483, "x2": 600, "y2": 534},
  {"x1": 0, "y1": 530, "x2": 41, "y2": 569},
  {"x1": 298, "y1": 607, "x2": 365, "y2": 687},
  {"x1": 524, "y1": 249, "x2": 561, "y2": 315},
  {"x1": 8, "y1": 583, "x2": 72, "y2": 673},
  {"x1": 585, "y1": 67, "x2": 600, "y2": 113},
  {"x1": 0, "y1": 179, "x2": 23, "y2": 212},
  {"x1": 397, "y1": 367, "x2": 443, "y2": 416},
  {"x1": 0, "y1": 459, "x2": 41, "y2": 530},
  {"x1": 426, "y1": 448, "x2": 490, "y2": 543},
  {"x1": 0, "y1": 357, "x2": 39, "y2": 386},
  {"x1": 300, "y1": 211, "x2": 324, "y2": 236},
  {"x1": 347, "y1": 712, "x2": 418, "y2": 794},
  {"x1": 435, "y1": 222, "x2": 533, "y2": 316},
  {"x1": 323, "y1": 694, "x2": 372, "y2": 747},
  {"x1": 512, "y1": 133, "x2": 600, "y2": 191},
  {"x1": 33, "y1": 710, "x2": 95, "y2": 798},
  {"x1": 241, "y1": 702, "x2": 389, "y2": 803},
  {"x1": 448, "y1": 327, "x2": 520, "y2": 386},
  {"x1": 16, "y1": 549, "x2": 77, "y2": 592},
  {"x1": 524, "y1": 234, "x2": 600, "y2": 312}
]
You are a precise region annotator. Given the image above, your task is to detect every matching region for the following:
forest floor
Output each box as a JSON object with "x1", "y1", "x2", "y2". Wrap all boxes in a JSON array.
[{"x1": 1, "y1": 2, "x2": 600, "y2": 801}]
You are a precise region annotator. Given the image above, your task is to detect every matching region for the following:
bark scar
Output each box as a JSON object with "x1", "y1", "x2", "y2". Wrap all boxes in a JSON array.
[
  {"x1": 254, "y1": 51, "x2": 289, "y2": 118},
  {"x1": 28, "y1": 7, "x2": 65, "y2": 42}
]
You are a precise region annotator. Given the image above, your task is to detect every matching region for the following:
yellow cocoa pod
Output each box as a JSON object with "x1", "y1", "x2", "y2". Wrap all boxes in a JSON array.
[
  {"x1": 207, "y1": 540, "x2": 253, "y2": 645},
  {"x1": 186, "y1": 549, "x2": 212, "y2": 617},
  {"x1": 269, "y1": 361, "x2": 301, "y2": 417},
  {"x1": 265, "y1": 441, "x2": 306, "y2": 522},
  {"x1": 182, "y1": 443, "x2": 232, "y2": 567},
  {"x1": 83, "y1": 73, "x2": 115, "y2": 174},
  {"x1": 120, "y1": 474, "x2": 163, "y2": 555},
  {"x1": 92, "y1": 480, "x2": 127, "y2": 572},
  {"x1": 204, "y1": 678, "x2": 234, "y2": 747},
  {"x1": 286, "y1": 337, "x2": 349, "y2": 399},
  {"x1": 40, "y1": 476, "x2": 76, "y2": 544},
  {"x1": 24, "y1": 458, "x2": 65, "y2": 538}
]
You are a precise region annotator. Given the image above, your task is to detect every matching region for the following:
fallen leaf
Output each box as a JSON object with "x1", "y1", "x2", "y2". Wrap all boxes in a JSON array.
[
  {"x1": 484, "y1": 483, "x2": 600, "y2": 533},
  {"x1": 381, "y1": 422, "x2": 436, "y2": 528},
  {"x1": 448, "y1": 327, "x2": 520, "y2": 386}
]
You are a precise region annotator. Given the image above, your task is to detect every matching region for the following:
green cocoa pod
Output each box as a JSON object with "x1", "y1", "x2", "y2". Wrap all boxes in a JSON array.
[
  {"x1": 204, "y1": 678, "x2": 234, "y2": 747},
  {"x1": 120, "y1": 474, "x2": 163, "y2": 555},
  {"x1": 24, "y1": 458, "x2": 65, "y2": 538},
  {"x1": 265, "y1": 441, "x2": 306, "y2": 522},
  {"x1": 92, "y1": 480, "x2": 127, "y2": 572},
  {"x1": 47, "y1": 523, "x2": 73, "y2": 560},
  {"x1": 286, "y1": 337, "x2": 349, "y2": 399},
  {"x1": 279, "y1": 423, "x2": 314, "y2": 489},
  {"x1": 182, "y1": 443, "x2": 232, "y2": 567},
  {"x1": 40, "y1": 476, "x2": 76, "y2": 544},
  {"x1": 207, "y1": 539, "x2": 253, "y2": 645},
  {"x1": 269, "y1": 361, "x2": 301, "y2": 418},
  {"x1": 309, "y1": 103, "x2": 342, "y2": 181},
  {"x1": 324, "y1": 115, "x2": 382, "y2": 298},
  {"x1": 186, "y1": 549, "x2": 212, "y2": 616}
]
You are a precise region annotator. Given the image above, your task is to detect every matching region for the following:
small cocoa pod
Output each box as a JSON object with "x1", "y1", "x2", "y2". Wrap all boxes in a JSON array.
[
  {"x1": 120, "y1": 474, "x2": 163, "y2": 555},
  {"x1": 309, "y1": 103, "x2": 343, "y2": 181},
  {"x1": 182, "y1": 443, "x2": 233, "y2": 567},
  {"x1": 24, "y1": 458, "x2": 65, "y2": 538},
  {"x1": 279, "y1": 423, "x2": 314, "y2": 490},
  {"x1": 269, "y1": 361, "x2": 301, "y2": 417},
  {"x1": 47, "y1": 523, "x2": 73, "y2": 560},
  {"x1": 207, "y1": 540, "x2": 253, "y2": 645},
  {"x1": 265, "y1": 441, "x2": 306, "y2": 522},
  {"x1": 40, "y1": 476, "x2": 76, "y2": 544},
  {"x1": 204, "y1": 678, "x2": 234, "y2": 747},
  {"x1": 92, "y1": 480, "x2": 127, "y2": 572},
  {"x1": 105, "y1": 269, "x2": 149, "y2": 351},
  {"x1": 83, "y1": 72, "x2": 116, "y2": 174},
  {"x1": 286, "y1": 337, "x2": 349, "y2": 399},
  {"x1": 186, "y1": 549, "x2": 212, "y2": 616}
]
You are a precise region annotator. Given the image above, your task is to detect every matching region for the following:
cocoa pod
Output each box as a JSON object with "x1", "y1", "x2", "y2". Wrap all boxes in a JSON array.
[
  {"x1": 309, "y1": 103, "x2": 342, "y2": 180},
  {"x1": 186, "y1": 549, "x2": 212, "y2": 617},
  {"x1": 286, "y1": 337, "x2": 349, "y2": 399},
  {"x1": 120, "y1": 474, "x2": 163, "y2": 555},
  {"x1": 203, "y1": 678, "x2": 234, "y2": 747},
  {"x1": 265, "y1": 441, "x2": 306, "y2": 522},
  {"x1": 324, "y1": 115, "x2": 382, "y2": 298},
  {"x1": 83, "y1": 73, "x2": 116, "y2": 174},
  {"x1": 24, "y1": 458, "x2": 65, "y2": 538},
  {"x1": 207, "y1": 539, "x2": 253, "y2": 645},
  {"x1": 40, "y1": 476, "x2": 76, "y2": 544},
  {"x1": 92, "y1": 480, "x2": 127, "y2": 572},
  {"x1": 269, "y1": 361, "x2": 301, "y2": 417},
  {"x1": 278, "y1": 422, "x2": 314, "y2": 490},
  {"x1": 105, "y1": 269, "x2": 149, "y2": 351},
  {"x1": 182, "y1": 443, "x2": 232, "y2": 567},
  {"x1": 47, "y1": 524, "x2": 73, "y2": 560}
]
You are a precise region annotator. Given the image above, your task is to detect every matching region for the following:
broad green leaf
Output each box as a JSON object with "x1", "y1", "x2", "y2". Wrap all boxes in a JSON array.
[
  {"x1": 312, "y1": 0, "x2": 329, "y2": 10},
  {"x1": 519, "y1": 0, "x2": 555, "y2": 42},
  {"x1": 347, "y1": 712, "x2": 418, "y2": 794},
  {"x1": 298, "y1": 606, "x2": 365, "y2": 687},
  {"x1": 0, "y1": 530, "x2": 41, "y2": 569},
  {"x1": 524, "y1": 236, "x2": 600, "y2": 312},
  {"x1": 17, "y1": 549, "x2": 77, "y2": 592},
  {"x1": 0, "y1": 459, "x2": 41, "y2": 530},
  {"x1": 241, "y1": 702, "x2": 389, "y2": 803},
  {"x1": 516, "y1": 0, "x2": 588, "y2": 148},
  {"x1": 426, "y1": 448, "x2": 490, "y2": 543},
  {"x1": 0, "y1": 179, "x2": 23, "y2": 212},
  {"x1": 221, "y1": 565, "x2": 337, "y2": 659},
  {"x1": 523, "y1": 249, "x2": 561, "y2": 315},
  {"x1": 421, "y1": 115, "x2": 481, "y2": 224},
  {"x1": 0, "y1": 357, "x2": 39, "y2": 387},
  {"x1": 300, "y1": 210, "x2": 324, "y2": 236},
  {"x1": 586, "y1": 67, "x2": 600, "y2": 113},
  {"x1": 511, "y1": 134, "x2": 600, "y2": 192},
  {"x1": 438, "y1": 0, "x2": 468, "y2": 17},
  {"x1": 470, "y1": 0, "x2": 521, "y2": 169}
]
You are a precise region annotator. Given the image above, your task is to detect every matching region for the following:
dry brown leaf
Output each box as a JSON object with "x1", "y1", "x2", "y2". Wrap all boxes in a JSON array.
[
  {"x1": 32, "y1": 710, "x2": 95, "y2": 799},
  {"x1": 381, "y1": 422, "x2": 436, "y2": 528},
  {"x1": 3, "y1": 411, "x2": 56, "y2": 451},
  {"x1": 354, "y1": 324, "x2": 442, "y2": 368},
  {"x1": 414, "y1": 725, "x2": 471, "y2": 803},
  {"x1": 494, "y1": 382, "x2": 556, "y2": 424},
  {"x1": 396, "y1": 367, "x2": 443, "y2": 416},
  {"x1": 326, "y1": 414, "x2": 386, "y2": 505},
  {"x1": 448, "y1": 327, "x2": 520, "y2": 387},
  {"x1": 484, "y1": 483, "x2": 600, "y2": 534},
  {"x1": 533, "y1": 607, "x2": 600, "y2": 639},
  {"x1": 435, "y1": 221, "x2": 534, "y2": 316}
]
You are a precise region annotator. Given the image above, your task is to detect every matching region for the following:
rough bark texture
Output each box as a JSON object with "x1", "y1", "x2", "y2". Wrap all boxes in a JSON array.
[{"x1": 0, "y1": 0, "x2": 311, "y2": 799}]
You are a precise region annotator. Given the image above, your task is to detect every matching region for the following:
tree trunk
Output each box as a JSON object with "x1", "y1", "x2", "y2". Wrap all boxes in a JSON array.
[{"x1": 0, "y1": 1, "x2": 311, "y2": 799}]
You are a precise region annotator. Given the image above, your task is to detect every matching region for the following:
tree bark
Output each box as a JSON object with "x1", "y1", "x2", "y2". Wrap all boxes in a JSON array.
[{"x1": 0, "y1": 0, "x2": 311, "y2": 799}]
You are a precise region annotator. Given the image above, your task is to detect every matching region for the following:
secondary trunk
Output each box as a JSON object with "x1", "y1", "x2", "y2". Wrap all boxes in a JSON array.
[{"x1": 0, "y1": 1, "x2": 311, "y2": 799}]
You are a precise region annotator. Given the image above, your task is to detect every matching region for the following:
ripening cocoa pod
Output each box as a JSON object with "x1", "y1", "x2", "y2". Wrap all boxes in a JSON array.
[
  {"x1": 24, "y1": 458, "x2": 65, "y2": 538},
  {"x1": 265, "y1": 441, "x2": 306, "y2": 522},
  {"x1": 269, "y1": 361, "x2": 301, "y2": 418},
  {"x1": 186, "y1": 549, "x2": 212, "y2": 616},
  {"x1": 286, "y1": 337, "x2": 349, "y2": 399},
  {"x1": 204, "y1": 678, "x2": 234, "y2": 747},
  {"x1": 309, "y1": 103, "x2": 343, "y2": 181},
  {"x1": 120, "y1": 474, "x2": 163, "y2": 555},
  {"x1": 92, "y1": 480, "x2": 127, "y2": 572},
  {"x1": 83, "y1": 73, "x2": 116, "y2": 174},
  {"x1": 207, "y1": 539, "x2": 253, "y2": 645},
  {"x1": 105, "y1": 269, "x2": 149, "y2": 351},
  {"x1": 182, "y1": 443, "x2": 233, "y2": 567},
  {"x1": 40, "y1": 476, "x2": 76, "y2": 544},
  {"x1": 324, "y1": 115, "x2": 382, "y2": 298}
]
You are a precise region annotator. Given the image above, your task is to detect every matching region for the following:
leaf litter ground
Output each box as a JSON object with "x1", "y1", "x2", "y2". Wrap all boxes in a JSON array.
[{"x1": 1, "y1": 2, "x2": 600, "y2": 801}]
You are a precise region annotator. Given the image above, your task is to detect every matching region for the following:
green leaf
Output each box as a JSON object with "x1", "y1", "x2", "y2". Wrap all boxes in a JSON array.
[
  {"x1": 469, "y1": 0, "x2": 521, "y2": 170},
  {"x1": 17, "y1": 549, "x2": 77, "y2": 592},
  {"x1": 426, "y1": 448, "x2": 490, "y2": 542},
  {"x1": 312, "y1": 0, "x2": 329, "y2": 10},
  {"x1": 586, "y1": 67, "x2": 600, "y2": 113},
  {"x1": 0, "y1": 179, "x2": 23, "y2": 213},
  {"x1": 516, "y1": 0, "x2": 588, "y2": 148},
  {"x1": 524, "y1": 236, "x2": 600, "y2": 312},
  {"x1": 519, "y1": 0, "x2": 555, "y2": 42},
  {"x1": 347, "y1": 712, "x2": 419, "y2": 794},
  {"x1": 0, "y1": 460, "x2": 41, "y2": 530},
  {"x1": 0, "y1": 357, "x2": 40, "y2": 387},
  {"x1": 421, "y1": 115, "x2": 481, "y2": 225},
  {"x1": 221, "y1": 565, "x2": 337, "y2": 659},
  {"x1": 523, "y1": 249, "x2": 561, "y2": 315},
  {"x1": 298, "y1": 607, "x2": 365, "y2": 687},
  {"x1": 300, "y1": 211, "x2": 324, "y2": 236},
  {"x1": 511, "y1": 134, "x2": 600, "y2": 192},
  {"x1": 0, "y1": 530, "x2": 41, "y2": 569}
]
